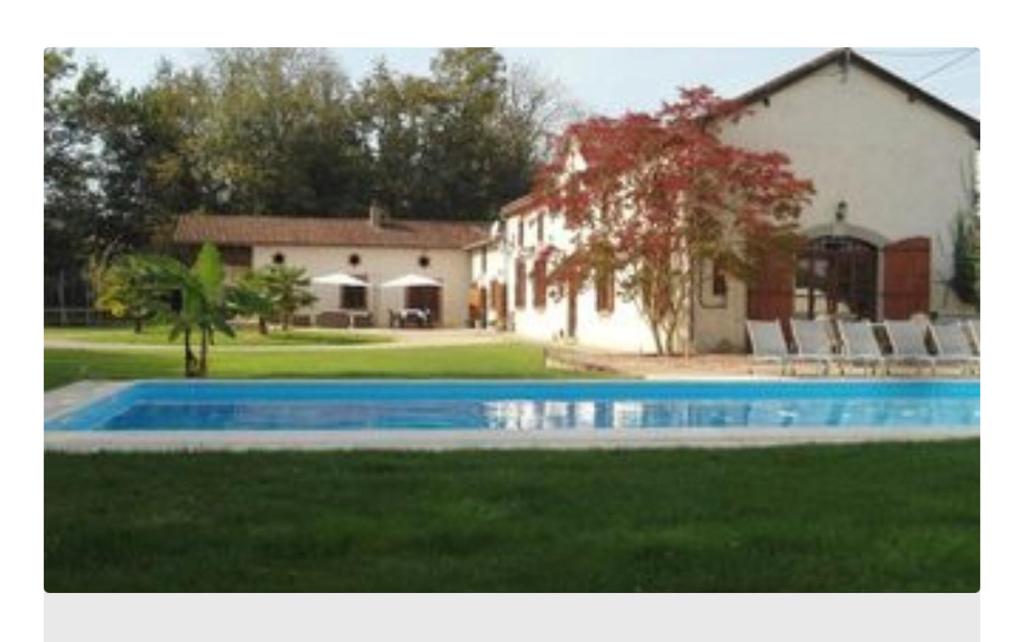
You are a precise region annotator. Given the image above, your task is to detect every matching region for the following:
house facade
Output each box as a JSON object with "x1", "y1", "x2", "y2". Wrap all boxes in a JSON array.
[
  {"x1": 173, "y1": 211, "x2": 488, "y2": 328},
  {"x1": 471, "y1": 48, "x2": 980, "y2": 353},
  {"x1": 174, "y1": 49, "x2": 979, "y2": 352}
]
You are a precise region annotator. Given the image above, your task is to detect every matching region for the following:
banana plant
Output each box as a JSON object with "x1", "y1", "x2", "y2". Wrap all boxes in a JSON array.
[{"x1": 138, "y1": 243, "x2": 235, "y2": 377}]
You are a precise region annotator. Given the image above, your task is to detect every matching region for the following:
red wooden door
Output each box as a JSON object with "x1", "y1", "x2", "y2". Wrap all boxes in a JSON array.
[
  {"x1": 883, "y1": 237, "x2": 931, "y2": 319},
  {"x1": 747, "y1": 249, "x2": 795, "y2": 321}
]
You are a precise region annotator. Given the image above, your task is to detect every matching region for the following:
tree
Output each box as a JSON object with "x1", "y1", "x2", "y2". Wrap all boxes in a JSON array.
[
  {"x1": 538, "y1": 87, "x2": 815, "y2": 355},
  {"x1": 951, "y1": 209, "x2": 980, "y2": 308},
  {"x1": 93, "y1": 254, "x2": 170, "y2": 333},
  {"x1": 261, "y1": 265, "x2": 317, "y2": 330},
  {"x1": 352, "y1": 48, "x2": 580, "y2": 221},
  {"x1": 136, "y1": 244, "x2": 235, "y2": 377},
  {"x1": 226, "y1": 269, "x2": 277, "y2": 335}
]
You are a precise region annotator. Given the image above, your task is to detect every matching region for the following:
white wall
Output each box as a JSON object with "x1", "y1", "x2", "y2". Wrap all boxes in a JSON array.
[
  {"x1": 691, "y1": 60, "x2": 980, "y2": 350},
  {"x1": 495, "y1": 59, "x2": 980, "y2": 354},
  {"x1": 503, "y1": 206, "x2": 659, "y2": 353},
  {"x1": 252, "y1": 245, "x2": 472, "y2": 328}
]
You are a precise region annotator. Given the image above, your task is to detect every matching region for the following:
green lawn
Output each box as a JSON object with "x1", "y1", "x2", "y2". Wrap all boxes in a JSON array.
[
  {"x1": 45, "y1": 343, "x2": 579, "y2": 390},
  {"x1": 45, "y1": 440, "x2": 979, "y2": 592},
  {"x1": 45, "y1": 324, "x2": 389, "y2": 346}
]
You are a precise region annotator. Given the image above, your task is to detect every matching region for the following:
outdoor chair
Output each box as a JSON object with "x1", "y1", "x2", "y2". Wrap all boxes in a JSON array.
[
  {"x1": 745, "y1": 320, "x2": 791, "y2": 375},
  {"x1": 788, "y1": 318, "x2": 836, "y2": 375},
  {"x1": 966, "y1": 318, "x2": 980, "y2": 355},
  {"x1": 835, "y1": 320, "x2": 886, "y2": 376},
  {"x1": 884, "y1": 319, "x2": 937, "y2": 375},
  {"x1": 930, "y1": 320, "x2": 980, "y2": 375}
]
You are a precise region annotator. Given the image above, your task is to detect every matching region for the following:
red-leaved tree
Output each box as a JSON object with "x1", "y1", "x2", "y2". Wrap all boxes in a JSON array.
[{"x1": 537, "y1": 87, "x2": 815, "y2": 355}]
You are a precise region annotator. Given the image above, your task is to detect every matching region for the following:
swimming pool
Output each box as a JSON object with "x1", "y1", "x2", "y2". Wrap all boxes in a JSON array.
[{"x1": 46, "y1": 379, "x2": 980, "y2": 432}]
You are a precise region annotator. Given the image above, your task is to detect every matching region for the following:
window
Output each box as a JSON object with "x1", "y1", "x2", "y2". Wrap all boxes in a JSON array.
[
  {"x1": 418, "y1": 255, "x2": 431, "y2": 268},
  {"x1": 532, "y1": 258, "x2": 547, "y2": 309},
  {"x1": 514, "y1": 260, "x2": 526, "y2": 308},
  {"x1": 537, "y1": 213, "x2": 545, "y2": 244},
  {"x1": 272, "y1": 252, "x2": 285, "y2": 265},
  {"x1": 348, "y1": 253, "x2": 361, "y2": 267},
  {"x1": 518, "y1": 218, "x2": 525, "y2": 248},
  {"x1": 712, "y1": 262, "x2": 728, "y2": 296},
  {"x1": 481, "y1": 248, "x2": 487, "y2": 274},
  {"x1": 340, "y1": 280, "x2": 367, "y2": 310},
  {"x1": 596, "y1": 267, "x2": 615, "y2": 313}
]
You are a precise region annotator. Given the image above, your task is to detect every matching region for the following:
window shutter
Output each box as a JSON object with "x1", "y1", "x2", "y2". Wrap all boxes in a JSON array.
[{"x1": 883, "y1": 237, "x2": 931, "y2": 319}]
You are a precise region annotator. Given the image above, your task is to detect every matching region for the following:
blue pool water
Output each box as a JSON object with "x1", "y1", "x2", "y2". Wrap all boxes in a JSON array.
[{"x1": 46, "y1": 380, "x2": 980, "y2": 432}]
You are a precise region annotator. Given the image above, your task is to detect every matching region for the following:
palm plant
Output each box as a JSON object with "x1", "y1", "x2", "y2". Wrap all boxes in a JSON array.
[
  {"x1": 262, "y1": 265, "x2": 317, "y2": 330},
  {"x1": 226, "y1": 269, "x2": 276, "y2": 335},
  {"x1": 139, "y1": 243, "x2": 235, "y2": 377}
]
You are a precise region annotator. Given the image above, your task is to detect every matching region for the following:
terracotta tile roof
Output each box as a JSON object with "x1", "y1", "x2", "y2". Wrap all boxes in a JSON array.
[
  {"x1": 499, "y1": 193, "x2": 542, "y2": 218},
  {"x1": 173, "y1": 214, "x2": 490, "y2": 250}
]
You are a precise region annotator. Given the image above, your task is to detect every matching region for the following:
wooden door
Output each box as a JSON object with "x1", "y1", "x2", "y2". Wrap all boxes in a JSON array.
[
  {"x1": 883, "y1": 237, "x2": 931, "y2": 319},
  {"x1": 747, "y1": 249, "x2": 795, "y2": 321}
]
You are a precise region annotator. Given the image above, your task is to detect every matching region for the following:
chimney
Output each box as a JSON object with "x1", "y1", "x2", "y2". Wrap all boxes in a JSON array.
[{"x1": 368, "y1": 201, "x2": 388, "y2": 228}]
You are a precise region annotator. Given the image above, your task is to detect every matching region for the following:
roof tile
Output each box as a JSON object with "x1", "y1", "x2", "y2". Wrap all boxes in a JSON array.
[{"x1": 173, "y1": 214, "x2": 490, "y2": 250}]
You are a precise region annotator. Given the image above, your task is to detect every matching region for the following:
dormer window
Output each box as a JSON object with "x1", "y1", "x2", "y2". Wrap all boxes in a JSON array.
[{"x1": 272, "y1": 252, "x2": 285, "y2": 265}]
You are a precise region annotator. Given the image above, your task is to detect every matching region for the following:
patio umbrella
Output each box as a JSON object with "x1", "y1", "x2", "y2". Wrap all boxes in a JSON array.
[
  {"x1": 380, "y1": 274, "x2": 442, "y2": 288},
  {"x1": 311, "y1": 271, "x2": 368, "y2": 287}
]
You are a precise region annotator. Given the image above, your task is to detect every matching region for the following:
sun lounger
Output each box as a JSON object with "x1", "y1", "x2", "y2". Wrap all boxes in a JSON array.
[
  {"x1": 788, "y1": 318, "x2": 835, "y2": 375},
  {"x1": 884, "y1": 319, "x2": 937, "y2": 375},
  {"x1": 930, "y1": 320, "x2": 980, "y2": 375},
  {"x1": 746, "y1": 320, "x2": 791, "y2": 375},
  {"x1": 836, "y1": 320, "x2": 886, "y2": 375},
  {"x1": 966, "y1": 318, "x2": 980, "y2": 355}
]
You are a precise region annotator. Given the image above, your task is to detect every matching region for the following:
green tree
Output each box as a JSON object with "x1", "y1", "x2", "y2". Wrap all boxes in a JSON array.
[
  {"x1": 93, "y1": 254, "x2": 170, "y2": 333},
  {"x1": 262, "y1": 265, "x2": 317, "y2": 330},
  {"x1": 226, "y1": 269, "x2": 277, "y2": 335},
  {"x1": 951, "y1": 209, "x2": 980, "y2": 308},
  {"x1": 137, "y1": 244, "x2": 235, "y2": 377}
]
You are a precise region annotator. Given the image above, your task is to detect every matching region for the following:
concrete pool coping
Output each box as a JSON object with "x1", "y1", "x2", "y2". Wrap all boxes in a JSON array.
[{"x1": 43, "y1": 379, "x2": 980, "y2": 452}]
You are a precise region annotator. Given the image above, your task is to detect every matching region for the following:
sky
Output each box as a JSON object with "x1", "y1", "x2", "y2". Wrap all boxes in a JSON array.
[{"x1": 73, "y1": 47, "x2": 980, "y2": 119}]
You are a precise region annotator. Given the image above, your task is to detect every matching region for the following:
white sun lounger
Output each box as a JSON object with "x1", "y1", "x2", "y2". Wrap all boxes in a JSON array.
[
  {"x1": 836, "y1": 320, "x2": 886, "y2": 376},
  {"x1": 884, "y1": 320, "x2": 937, "y2": 375},
  {"x1": 930, "y1": 321, "x2": 980, "y2": 375},
  {"x1": 746, "y1": 320, "x2": 791, "y2": 375},
  {"x1": 966, "y1": 318, "x2": 980, "y2": 355},
  {"x1": 788, "y1": 318, "x2": 835, "y2": 375}
]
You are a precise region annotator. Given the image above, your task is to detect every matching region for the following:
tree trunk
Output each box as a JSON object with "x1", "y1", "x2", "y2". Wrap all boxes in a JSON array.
[
  {"x1": 258, "y1": 316, "x2": 269, "y2": 335},
  {"x1": 283, "y1": 312, "x2": 292, "y2": 331},
  {"x1": 184, "y1": 327, "x2": 198, "y2": 378},
  {"x1": 198, "y1": 327, "x2": 209, "y2": 378},
  {"x1": 133, "y1": 317, "x2": 143, "y2": 334},
  {"x1": 57, "y1": 270, "x2": 68, "y2": 326}
]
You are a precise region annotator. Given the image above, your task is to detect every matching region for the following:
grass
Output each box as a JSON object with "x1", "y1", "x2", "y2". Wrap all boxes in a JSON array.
[
  {"x1": 45, "y1": 324, "x2": 389, "y2": 346},
  {"x1": 44, "y1": 343, "x2": 581, "y2": 390},
  {"x1": 44, "y1": 440, "x2": 979, "y2": 592}
]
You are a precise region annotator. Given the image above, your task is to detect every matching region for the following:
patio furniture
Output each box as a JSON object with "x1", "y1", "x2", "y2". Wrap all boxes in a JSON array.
[
  {"x1": 884, "y1": 319, "x2": 937, "y2": 375},
  {"x1": 835, "y1": 320, "x2": 886, "y2": 376},
  {"x1": 349, "y1": 310, "x2": 374, "y2": 328},
  {"x1": 966, "y1": 318, "x2": 980, "y2": 355},
  {"x1": 316, "y1": 310, "x2": 351, "y2": 328},
  {"x1": 745, "y1": 320, "x2": 791, "y2": 375},
  {"x1": 930, "y1": 320, "x2": 980, "y2": 375},
  {"x1": 311, "y1": 271, "x2": 369, "y2": 287},
  {"x1": 389, "y1": 308, "x2": 431, "y2": 328},
  {"x1": 788, "y1": 318, "x2": 836, "y2": 375}
]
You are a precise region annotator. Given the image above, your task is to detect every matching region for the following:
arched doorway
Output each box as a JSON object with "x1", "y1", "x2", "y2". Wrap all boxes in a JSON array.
[{"x1": 795, "y1": 236, "x2": 879, "y2": 320}]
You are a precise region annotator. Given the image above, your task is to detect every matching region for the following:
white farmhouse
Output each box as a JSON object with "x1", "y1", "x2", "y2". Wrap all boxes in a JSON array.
[
  {"x1": 469, "y1": 48, "x2": 980, "y2": 353},
  {"x1": 173, "y1": 207, "x2": 488, "y2": 328}
]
